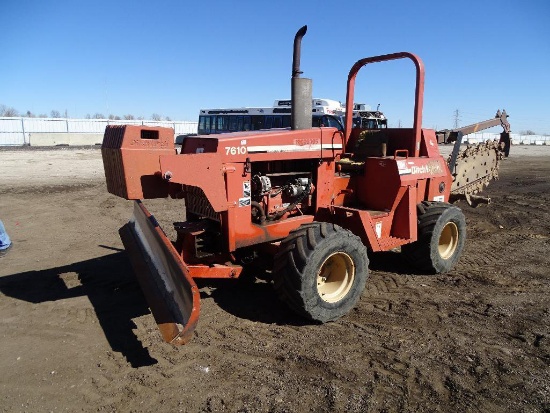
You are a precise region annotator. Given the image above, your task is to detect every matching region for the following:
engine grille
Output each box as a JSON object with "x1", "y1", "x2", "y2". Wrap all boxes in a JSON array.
[
  {"x1": 102, "y1": 125, "x2": 126, "y2": 148},
  {"x1": 185, "y1": 186, "x2": 220, "y2": 221},
  {"x1": 101, "y1": 126, "x2": 128, "y2": 198}
]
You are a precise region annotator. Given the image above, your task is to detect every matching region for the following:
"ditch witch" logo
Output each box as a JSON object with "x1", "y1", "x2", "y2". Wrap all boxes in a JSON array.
[
  {"x1": 411, "y1": 160, "x2": 444, "y2": 175},
  {"x1": 398, "y1": 160, "x2": 443, "y2": 176}
]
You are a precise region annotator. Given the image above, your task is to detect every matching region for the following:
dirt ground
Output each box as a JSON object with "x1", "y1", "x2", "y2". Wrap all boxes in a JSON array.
[{"x1": 0, "y1": 145, "x2": 549, "y2": 412}]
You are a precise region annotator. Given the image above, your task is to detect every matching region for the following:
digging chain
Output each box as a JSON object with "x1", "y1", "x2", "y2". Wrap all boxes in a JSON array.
[{"x1": 449, "y1": 140, "x2": 505, "y2": 196}]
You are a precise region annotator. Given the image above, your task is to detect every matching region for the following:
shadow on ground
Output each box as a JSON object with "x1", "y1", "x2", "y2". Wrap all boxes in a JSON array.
[
  {"x1": 368, "y1": 250, "x2": 426, "y2": 275},
  {"x1": 0, "y1": 248, "x2": 313, "y2": 367},
  {"x1": 197, "y1": 276, "x2": 310, "y2": 327},
  {"x1": 0, "y1": 250, "x2": 158, "y2": 368}
]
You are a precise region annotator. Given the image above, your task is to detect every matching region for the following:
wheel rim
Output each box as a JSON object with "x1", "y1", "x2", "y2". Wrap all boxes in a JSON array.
[
  {"x1": 316, "y1": 252, "x2": 355, "y2": 303},
  {"x1": 439, "y1": 221, "x2": 459, "y2": 259}
]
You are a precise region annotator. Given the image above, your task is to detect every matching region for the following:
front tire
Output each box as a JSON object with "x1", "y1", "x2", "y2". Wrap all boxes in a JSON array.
[
  {"x1": 402, "y1": 201, "x2": 466, "y2": 273},
  {"x1": 273, "y1": 222, "x2": 369, "y2": 322}
]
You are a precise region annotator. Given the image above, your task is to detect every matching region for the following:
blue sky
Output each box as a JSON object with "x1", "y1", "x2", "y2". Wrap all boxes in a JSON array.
[{"x1": 2, "y1": 0, "x2": 549, "y2": 134}]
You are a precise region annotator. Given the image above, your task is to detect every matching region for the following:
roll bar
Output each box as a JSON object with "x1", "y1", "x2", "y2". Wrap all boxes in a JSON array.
[{"x1": 344, "y1": 52, "x2": 425, "y2": 156}]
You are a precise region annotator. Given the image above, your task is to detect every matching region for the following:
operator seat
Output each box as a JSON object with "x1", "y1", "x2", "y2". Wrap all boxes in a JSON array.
[{"x1": 337, "y1": 129, "x2": 388, "y2": 172}]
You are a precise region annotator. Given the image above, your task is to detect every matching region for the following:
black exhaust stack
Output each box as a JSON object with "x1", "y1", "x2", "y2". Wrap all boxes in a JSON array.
[{"x1": 291, "y1": 25, "x2": 312, "y2": 130}]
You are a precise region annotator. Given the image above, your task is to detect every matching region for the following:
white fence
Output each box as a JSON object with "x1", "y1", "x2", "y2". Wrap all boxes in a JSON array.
[
  {"x1": 1, "y1": 117, "x2": 548, "y2": 146},
  {"x1": 463, "y1": 132, "x2": 549, "y2": 146},
  {"x1": 0, "y1": 117, "x2": 198, "y2": 146}
]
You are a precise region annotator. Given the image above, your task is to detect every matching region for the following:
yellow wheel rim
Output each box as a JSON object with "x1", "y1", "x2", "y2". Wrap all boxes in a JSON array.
[
  {"x1": 316, "y1": 252, "x2": 355, "y2": 303},
  {"x1": 439, "y1": 222, "x2": 459, "y2": 259}
]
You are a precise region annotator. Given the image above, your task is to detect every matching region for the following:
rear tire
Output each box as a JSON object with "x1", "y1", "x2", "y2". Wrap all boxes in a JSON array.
[
  {"x1": 273, "y1": 222, "x2": 369, "y2": 322},
  {"x1": 402, "y1": 201, "x2": 466, "y2": 274}
]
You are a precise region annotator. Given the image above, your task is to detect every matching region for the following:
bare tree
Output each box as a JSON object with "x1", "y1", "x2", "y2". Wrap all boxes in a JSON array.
[
  {"x1": 25, "y1": 110, "x2": 35, "y2": 118},
  {"x1": 520, "y1": 130, "x2": 536, "y2": 135},
  {"x1": 151, "y1": 113, "x2": 162, "y2": 121},
  {"x1": 165, "y1": 116, "x2": 172, "y2": 121},
  {"x1": 85, "y1": 114, "x2": 91, "y2": 119},
  {"x1": 50, "y1": 110, "x2": 61, "y2": 118},
  {"x1": 93, "y1": 113, "x2": 105, "y2": 119},
  {"x1": 108, "y1": 114, "x2": 115, "y2": 120},
  {"x1": 123, "y1": 114, "x2": 135, "y2": 120},
  {"x1": 0, "y1": 105, "x2": 19, "y2": 117}
]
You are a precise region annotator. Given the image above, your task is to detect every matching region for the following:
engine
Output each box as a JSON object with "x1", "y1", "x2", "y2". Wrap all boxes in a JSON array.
[{"x1": 250, "y1": 172, "x2": 313, "y2": 224}]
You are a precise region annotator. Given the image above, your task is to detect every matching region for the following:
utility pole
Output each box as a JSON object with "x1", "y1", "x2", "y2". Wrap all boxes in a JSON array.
[{"x1": 453, "y1": 109, "x2": 461, "y2": 129}]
